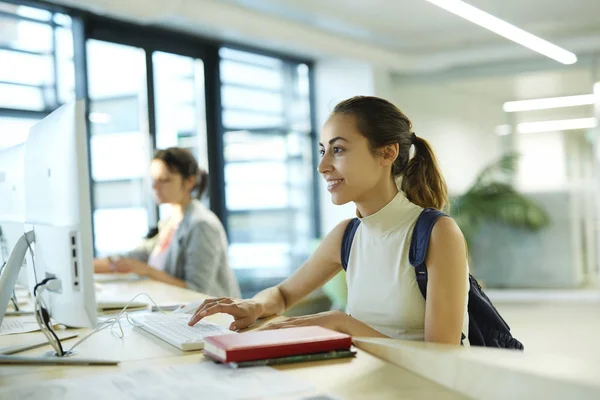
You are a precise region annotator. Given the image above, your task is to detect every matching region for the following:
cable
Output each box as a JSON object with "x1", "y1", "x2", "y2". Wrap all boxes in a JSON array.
[
  {"x1": 35, "y1": 283, "x2": 64, "y2": 355},
  {"x1": 10, "y1": 295, "x2": 19, "y2": 312},
  {"x1": 34, "y1": 283, "x2": 65, "y2": 356},
  {"x1": 35, "y1": 294, "x2": 63, "y2": 356},
  {"x1": 31, "y1": 280, "x2": 167, "y2": 356},
  {"x1": 66, "y1": 293, "x2": 166, "y2": 354},
  {"x1": 33, "y1": 277, "x2": 58, "y2": 297}
]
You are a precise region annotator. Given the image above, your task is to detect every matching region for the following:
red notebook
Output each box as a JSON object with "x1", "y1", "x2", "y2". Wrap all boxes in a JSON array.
[{"x1": 203, "y1": 326, "x2": 352, "y2": 363}]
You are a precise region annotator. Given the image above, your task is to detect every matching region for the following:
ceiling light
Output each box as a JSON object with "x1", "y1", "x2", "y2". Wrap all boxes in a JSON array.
[
  {"x1": 503, "y1": 94, "x2": 595, "y2": 112},
  {"x1": 424, "y1": 0, "x2": 577, "y2": 65},
  {"x1": 517, "y1": 118, "x2": 598, "y2": 134}
]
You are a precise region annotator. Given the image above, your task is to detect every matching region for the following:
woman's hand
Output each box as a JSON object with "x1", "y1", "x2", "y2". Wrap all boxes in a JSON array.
[
  {"x1": 260, "y1": 310, "x2": 350, "y2": 333},
  {"x1": 111, "y1": 258, "x2": 151, "y2": 276},
  {"x1": 188, "y1": 297, "x2": 264, "y2": 331}
]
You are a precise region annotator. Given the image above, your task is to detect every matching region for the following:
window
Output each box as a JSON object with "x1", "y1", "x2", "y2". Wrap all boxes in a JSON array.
[
  {"x1": 85, "y1": 36, "x2": 210, "y2": 256},
  {"x1": 0, "y1": 2, "x2": 74, "y2": 149},
  {"x1": 0, "y1": 2, "x2": 317, "y2": 291},
  {"x1": 219, "y1": 48, "x2": 316, "y2": 291},
  {"x1": 86, "y1": 40, "x2": 151, "y2": 256},
  {"x1": 153, "y1": 51, "x2": 209, "y2": 217}
]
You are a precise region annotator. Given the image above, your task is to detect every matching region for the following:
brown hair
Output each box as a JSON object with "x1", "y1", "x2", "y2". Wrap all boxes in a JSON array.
[
  {"x1": 333, "y1": 96, "x2": 448, "y2": 210},
  {"x1": 153, "y1": 147, "x2": 208, "y2": 199}
]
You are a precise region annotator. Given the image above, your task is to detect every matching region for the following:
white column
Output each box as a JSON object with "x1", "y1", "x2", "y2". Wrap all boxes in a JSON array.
[{"x1": 593, "y1": 80, "x2": 600, "y2": 286}]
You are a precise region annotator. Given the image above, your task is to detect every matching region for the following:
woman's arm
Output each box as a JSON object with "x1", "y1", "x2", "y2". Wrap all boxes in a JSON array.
[
  {"x1": 189, "y1": 219, "x2": 353, "y2": 328},
  {"x1": 122, "y1": 237, "x2": 156, "y2": 264},
  {"x1": 93, "y1": 258, "x2": 111, "y2": 273},
  {"x1": 263, "y1": 310, "x2": 391, "y2": 338},
  {"x1": 424, "y1": 217, "x2": 468, "y2": 345},
  {"x1": 341, "y1": 315, "x2": 391, "y2": 337},
  {"x1": 253, "y1": 218, "x2": 353, "y2": 318},
  {"x1": 94, "y1": 235, "x2": 156, "y2": 274},
  {"x1": 146, "y1": 267, "x2": 186, "y2": 288},
  {"x1": 107, "y1": 257, "x2": 186, "y2": 287}
]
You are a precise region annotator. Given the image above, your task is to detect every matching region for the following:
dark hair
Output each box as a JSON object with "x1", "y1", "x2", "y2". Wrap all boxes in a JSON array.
[
  {"x1": 153, "y1": 147, "x2": 208, "y2": 199},
  {"x1": 333, "y1": 96, "x2": 448, "y2": 211}
]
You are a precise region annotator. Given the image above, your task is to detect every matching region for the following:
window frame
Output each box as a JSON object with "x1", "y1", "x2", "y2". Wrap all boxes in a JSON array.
[
  {"x1": 4, "y1": 0, "x2": 320, "y2": 295},
  {"x1": 0, "y1": 1, "x2": 71, "y2": 117}
]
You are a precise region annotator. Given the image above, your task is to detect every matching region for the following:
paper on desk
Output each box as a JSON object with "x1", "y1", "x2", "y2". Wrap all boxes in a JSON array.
[
  {"x1": 93, "y1": 273, "x2": 142, "y2": 283},
  {"x1": 0, "y1": 316, "x2": 43, "y2": 335},
  {"x1": 0, "y1": 361, "x2": 315, "y2": 400}
]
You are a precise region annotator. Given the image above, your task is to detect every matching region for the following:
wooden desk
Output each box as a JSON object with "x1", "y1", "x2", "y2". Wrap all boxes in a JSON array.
[{"x1": 0, "y1": 279, "x2": 465, "y2": 399}]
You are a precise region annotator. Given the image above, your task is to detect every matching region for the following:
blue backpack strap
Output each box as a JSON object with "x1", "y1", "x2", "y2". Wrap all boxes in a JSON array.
[
  {"x1": 409, "y1": 208, "x2": 449, "y2": 298},
  {"x1": 341, "y1": 218, "x2": 361, "y2": 271}
]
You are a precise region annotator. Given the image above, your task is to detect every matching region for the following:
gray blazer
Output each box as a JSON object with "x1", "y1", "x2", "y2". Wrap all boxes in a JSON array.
[{"x1": 124, "y1": 200, "x2": 240, "y2": 297}]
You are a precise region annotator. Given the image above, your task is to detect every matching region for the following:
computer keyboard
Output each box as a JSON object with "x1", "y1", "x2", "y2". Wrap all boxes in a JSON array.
[{"x1": 130, "y1": 313, "x2": 234, "y2": 351}]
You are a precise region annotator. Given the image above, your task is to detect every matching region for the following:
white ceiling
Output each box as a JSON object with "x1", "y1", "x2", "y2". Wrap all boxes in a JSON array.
[
  {"x1": 437, "y1": 66, "x2": 599, "y2": 102},
  {"x1": 222, "y1": 0, "x2": 600, "y2": 53},
  {"x1": 49, "y1": 0, "x2": 600, "y2": 73}
]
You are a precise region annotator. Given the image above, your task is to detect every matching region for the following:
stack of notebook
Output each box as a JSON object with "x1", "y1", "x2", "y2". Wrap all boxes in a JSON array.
[{"x1": 203, "y1": 326, "x2": 355, "y2": 368}]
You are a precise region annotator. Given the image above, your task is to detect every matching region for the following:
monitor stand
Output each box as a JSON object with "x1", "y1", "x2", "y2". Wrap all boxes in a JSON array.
[
  {"x1": 0, "y1": 231, "x2": 119, "y2": 365},
  {"x1": 0, "y1": 231, "x2": 34, "y2": 327}
]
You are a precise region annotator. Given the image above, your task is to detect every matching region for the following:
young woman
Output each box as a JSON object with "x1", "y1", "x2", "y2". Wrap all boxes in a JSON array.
[
  {"x1": 188, "y1": 96, "x2": 468, "y2": 345},
  {"x1": 94, "y1": 147, "x2": 240, "y2": 298}
]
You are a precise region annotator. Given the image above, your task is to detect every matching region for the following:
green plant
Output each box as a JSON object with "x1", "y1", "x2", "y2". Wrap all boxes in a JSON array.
[{"x1": 450, "y1": 153, "x2": 551, "y2": 246}]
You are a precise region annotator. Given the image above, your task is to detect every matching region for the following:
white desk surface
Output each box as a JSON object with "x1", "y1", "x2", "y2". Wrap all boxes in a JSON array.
[{"x1": 0, "y1": 279, "x2": 465, "y2": 399}]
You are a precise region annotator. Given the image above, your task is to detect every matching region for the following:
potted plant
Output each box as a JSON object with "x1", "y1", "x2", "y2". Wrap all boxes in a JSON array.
[{"x1": 451, "y1": 153, "x2": 551, "y2": 267}]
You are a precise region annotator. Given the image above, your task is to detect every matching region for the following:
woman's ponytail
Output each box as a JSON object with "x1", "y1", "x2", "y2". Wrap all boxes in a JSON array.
[
  {"x1": 333, "y1": 96, "x2": 448, "y2": 210},
  {"x1": 196, "y1": 169, "x2": 208, "y2": 199},
  {"x1": 400, "y1": 135, "x2": 448, "y2": 211}
]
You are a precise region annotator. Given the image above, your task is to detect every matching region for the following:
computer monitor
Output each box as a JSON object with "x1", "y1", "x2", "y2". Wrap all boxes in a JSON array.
[
  {"x1": 24, "y1": 100, "x2": 97, "y2": 329},
  {"x1": 0, "y1": 100, "x2": 97, "y2": 331}
]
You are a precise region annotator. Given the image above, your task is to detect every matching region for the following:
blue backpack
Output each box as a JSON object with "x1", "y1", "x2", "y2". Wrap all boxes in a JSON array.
[{"x1": 341, "y1": 208, "x2": 524, "y2": 350}]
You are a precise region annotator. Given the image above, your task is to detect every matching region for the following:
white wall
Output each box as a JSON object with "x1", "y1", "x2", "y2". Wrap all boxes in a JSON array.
[
  {"x1": 595, "y1": 81, "x2": 600, "y2": 284},
  {"x1": 386, "y1": 71, "x2": 600, "y2": 288},
  {"x1": 314, "y1": 59, "x2": 376, "y2": 235},
  {"x1": 388, "y1": 82, "x2": 505, "y2": 195},
  {"x1": 314, "y1": 64, "x2": 508, "y2": 234}
]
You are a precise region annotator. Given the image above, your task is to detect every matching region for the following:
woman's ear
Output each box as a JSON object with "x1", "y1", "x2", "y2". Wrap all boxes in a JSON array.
[
  {"x1": 380, "y1": 143, "x2": 399, "y2": 167},
  {"x1": 184, "y1": 176, "x2": 196, "y2": 193}
]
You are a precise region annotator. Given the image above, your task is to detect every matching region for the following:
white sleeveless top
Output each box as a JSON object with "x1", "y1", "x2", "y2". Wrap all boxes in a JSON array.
[{"x1": 346, "y1": 191, "x2": 470, "y2": 344}]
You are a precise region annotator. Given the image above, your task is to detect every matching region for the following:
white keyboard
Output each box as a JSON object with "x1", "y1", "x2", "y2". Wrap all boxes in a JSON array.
[{"x1": 130, "y1": 313, "x2": 234, "y2": 351}]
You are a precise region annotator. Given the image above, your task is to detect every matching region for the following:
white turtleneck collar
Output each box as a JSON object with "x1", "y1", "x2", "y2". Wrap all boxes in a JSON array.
[{"x1": 356, "y1": 190, "x2": 423, "y2": 235}]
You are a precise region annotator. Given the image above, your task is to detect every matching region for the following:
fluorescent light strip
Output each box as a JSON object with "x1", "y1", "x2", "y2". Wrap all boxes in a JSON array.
[
  {"x1": 517, "y1": 118, "x2": 598, "y2": 134},
  {"x1": 425, "y1": 0, "x2": 577, "y2": 65},
  {"x1": 503, "y1": 94, "x2": 595, "y2": 112}
]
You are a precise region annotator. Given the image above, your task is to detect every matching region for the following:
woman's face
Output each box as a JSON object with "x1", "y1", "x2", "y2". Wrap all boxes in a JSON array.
[
  {"x1": 150, "y1": 160, "x2": 192, "y2": 205},
  {"x1": 318, "y1": 113, "x2": 390, "y2": 206}
]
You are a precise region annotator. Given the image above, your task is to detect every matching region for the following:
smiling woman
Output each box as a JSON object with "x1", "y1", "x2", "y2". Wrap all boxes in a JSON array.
[{"x1": 188, "y1": 96, "x2": 470, "y2": 346}]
